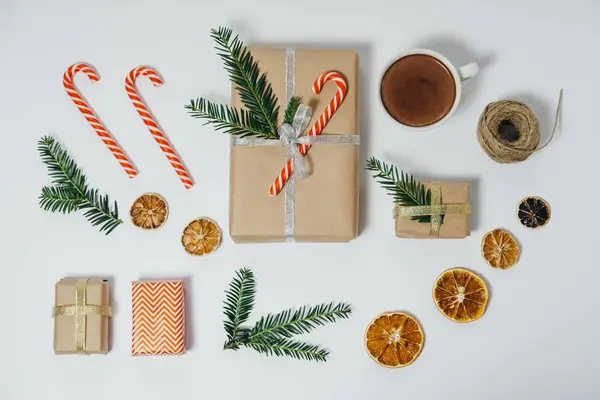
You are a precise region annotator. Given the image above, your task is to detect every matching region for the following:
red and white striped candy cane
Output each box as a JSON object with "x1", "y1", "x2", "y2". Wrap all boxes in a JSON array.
[
  {"x1": 268, "y1": 71, "x2": 347, "y2": 196},
  {"x1": 63, "y1": 63, "x2": 137, "y2": 178},
  {"x1": 125, "y1": 67, "x2": 193, "y2": 189}
]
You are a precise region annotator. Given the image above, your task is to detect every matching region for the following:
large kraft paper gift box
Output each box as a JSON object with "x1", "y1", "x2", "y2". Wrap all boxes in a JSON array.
[
  {"x1": 53, "y1": 278, "x2": 111, "y2": 355},
  {"x1": 395, "y1": 182, "x2": 471, "y2": 239},
  {"x1": 230, "y1": 48, "x2": 359, "y2": 242}
]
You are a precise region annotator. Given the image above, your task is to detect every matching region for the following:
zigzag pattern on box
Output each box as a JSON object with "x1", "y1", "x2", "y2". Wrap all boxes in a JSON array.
[{"x1": 131, "y1": 280, "x2": 185, "y2": 356}]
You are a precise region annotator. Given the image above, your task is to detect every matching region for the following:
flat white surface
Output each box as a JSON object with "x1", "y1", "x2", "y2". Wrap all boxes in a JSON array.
[{"x1": 1, "y1": 0, "x2": 598, "y2": 399}]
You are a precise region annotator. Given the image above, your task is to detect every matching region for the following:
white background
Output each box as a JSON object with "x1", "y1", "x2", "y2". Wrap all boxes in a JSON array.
[{"x1": 1, "y1": 0, "x2": 598, "y2": 399}]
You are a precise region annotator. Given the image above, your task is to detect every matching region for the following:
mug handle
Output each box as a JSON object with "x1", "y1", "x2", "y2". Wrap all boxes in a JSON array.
[{"x1": 458, "y1": 63, "x2": 479, "y2": 81}]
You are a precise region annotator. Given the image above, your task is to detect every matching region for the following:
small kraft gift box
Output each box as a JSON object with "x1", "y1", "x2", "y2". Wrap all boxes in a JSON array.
[
  {"x1": 229, "y1": 47, "x2": 360, "y2": 243},
  {"x1": 131, "y1": 280, "x2": 185, "y2": 356},
  {"x1": 394, "y1": 182, "x2": 471, "y2": 239},
  {"x1": 367, "y1": 158, "x2": 471, "y2": 239},
  {"x1": 53, "y1": 278, "x2": 112, "y2": 355}
]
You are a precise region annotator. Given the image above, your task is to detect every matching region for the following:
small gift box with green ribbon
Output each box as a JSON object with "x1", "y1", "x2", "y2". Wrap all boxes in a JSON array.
[{"x1": 367, "y1": 157, "x2": 472, "y2": 239}]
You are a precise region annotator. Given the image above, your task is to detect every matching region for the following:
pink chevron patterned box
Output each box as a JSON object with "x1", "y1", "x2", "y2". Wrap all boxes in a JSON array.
[{"x1": 131, "y1": 280, "x2": 185, "y2": 356}]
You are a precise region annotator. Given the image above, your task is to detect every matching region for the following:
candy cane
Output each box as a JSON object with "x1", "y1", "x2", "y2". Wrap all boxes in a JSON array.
[
  {"x1": 125, "y1": 67, "x2": 193, "y2": 189},
  {"x1": 63, "y1": 63, "x2": 137, "y2": 178},
  {"x1": 268, "y1": 72, "x2": 347, "y2": 196}
]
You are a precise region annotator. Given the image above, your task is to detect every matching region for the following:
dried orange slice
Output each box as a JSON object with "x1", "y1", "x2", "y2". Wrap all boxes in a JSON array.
[
  {"x1": 365, "y1": 312, "x2": 424, "y2": 368},
  {"x1": 518, "y1": 196, "x2": 550, "y2": 229},
  {"x1": 433, "y1": 268, "x2": 488, "y2": 323},
  {"x1": 181, "y1": 218, "x2": 221, "y2": 256},
  {"x1": 129, "y1": 193, "x2": 168, "y2": 230},
  {"x1": 482, "y1": 229, "x2": 519, "y2": 269}
]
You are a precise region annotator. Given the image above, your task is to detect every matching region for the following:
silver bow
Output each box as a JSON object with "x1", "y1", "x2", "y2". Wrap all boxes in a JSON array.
[{"x1": 277, "y1": 104, "x2": 313, "y2": 179}]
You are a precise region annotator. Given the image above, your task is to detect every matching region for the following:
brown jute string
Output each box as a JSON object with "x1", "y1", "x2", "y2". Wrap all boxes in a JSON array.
[{"x1": 477, "y1": 90, "x2": 563, "y2": 163}]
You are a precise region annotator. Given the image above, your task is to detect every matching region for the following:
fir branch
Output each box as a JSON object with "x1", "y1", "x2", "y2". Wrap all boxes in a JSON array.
[
  {"x1": 283, "y1": 96, "x2": 302, "y2": 124},
  {"x1": 38, "y1": 136, "x2": 86, "y2": 190},
  {"x1": 40, "y1": 186, "x2": 83, "y2": 213},
  {"x1": 38, "y1": 136, "x2": 123, "y2": 235},
  {"x1": 222, "y1": 268, "x2": 351, "y2": 362},
  {"x1": 210, "y1": 27, "x2": 279, "y2": 138},
  {"x1": 366, "y1": 156, "x2": 438, "y2": 224},
  {"x1": 186, "y1": 98, "x2": 275, "y2": 139},
  {"x1": 223, "y1": 268, "x2": 256, "y2": 345},
  {"x1": 246, "y1": 338, "x2": 329, "y2": 362},
  {"x1": 248, "y1": 303, "x2": 352, "y2": 341}
]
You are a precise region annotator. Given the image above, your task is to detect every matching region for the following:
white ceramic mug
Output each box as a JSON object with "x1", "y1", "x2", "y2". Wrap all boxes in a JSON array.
[{"x1": 381, "y1": 49, "x2": 479, "y2": 131}]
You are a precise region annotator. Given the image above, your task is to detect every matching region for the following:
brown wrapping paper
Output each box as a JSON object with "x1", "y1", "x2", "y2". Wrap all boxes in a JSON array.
[
  {"x1": 229, "y1": 48, "x2": 359, "y2": 243},
  {"x1": 53, "y1": 278, "x2": 110, "y2": 354},
  {"x1": 395, "y1": 182, "x2": 470, "y2": 239}
]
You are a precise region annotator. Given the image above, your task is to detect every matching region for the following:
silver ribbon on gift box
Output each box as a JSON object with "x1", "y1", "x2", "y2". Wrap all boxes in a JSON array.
[{"x1": 232, "y1": 48, "x2": 360, "y2": 241}]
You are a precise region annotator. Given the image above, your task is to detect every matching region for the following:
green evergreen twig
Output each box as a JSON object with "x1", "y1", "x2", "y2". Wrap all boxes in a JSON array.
[
  {"x1": 223, "y1": 268, "x2": 255, "y2": 347},
  {"x1": 187, "y1": 27, "x2": 280, "y2": 139},
  {"x1": 283, "y1": 96, "x2": 302, "y2": 125},
  {"x1": 248, "y1": 303, "x2": 352, "y2": 341},
  {"x1": 246, "y1": 338, "x2": 329, "y2": 362},
  {"x1": 186, "y1": 99, "x2": 274, "y2": 139},
  {"x1": 210, "y1": 26, "x2": 278, "y2": 136},
  {"x1": 366, "y1": 156, "x2": 439, "y2": 224},
  {"x1": 222, "y1": 268, "x2": 351, "y2": 362},
  {"x1": 38, "y1": 136, "x2": 122, "y2": 234},
  {"x1": 187, "y1": 28, "x2": 312, "y2": 141}
]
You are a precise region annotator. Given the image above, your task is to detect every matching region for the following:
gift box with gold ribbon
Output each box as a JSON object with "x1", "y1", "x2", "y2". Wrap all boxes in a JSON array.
[
  {"x1": 53, "y1": 278, "x2": 111, "y2": 355},
  {"x1": 394, "y1": 182, "x2": 471, "y2": 239}
]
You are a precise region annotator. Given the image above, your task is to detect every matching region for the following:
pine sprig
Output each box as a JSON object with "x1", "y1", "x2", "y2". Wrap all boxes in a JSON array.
[
  {"x1": 186, "y1": 98, "x2": 275, "y2": 139},
  {"x1": 187, "y1": 28, "x2": 312, "y2": 141},
  {"x1": 38, "y1": 136, "x2": 123, "y2": 234},
  {"x1": 223, "y1": 268, "x2": 256, "y2": 345},
  {"x1": 283, "y1": 96, "x2": 302, "y2": 125},
  {"x1": 39, "y1": 186, "x2": 83, "y2": 213},
  {"x1": 222, "y1": 268, "x2": 351, "y2": 362},
  {"x1": 249, "y1": 303, "x2": 352, "y2": 341},
  {"x1": 210, "y1": 27, "x2": 279, "y2": 138},
  {"x1": 246, "y1": 338, "x2": 329, "y2": 362},
  {"x1": 366, "y1": 156, "x2": 438, "y2": 224}
]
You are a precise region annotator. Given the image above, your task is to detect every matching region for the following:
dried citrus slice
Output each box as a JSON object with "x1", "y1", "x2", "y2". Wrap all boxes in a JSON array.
[
  {"x1": 482, "y1": 229, "x2": 520, "y2": 269},
  {"x1": 129, "y1": 193, "x2": 168, "y2": 230},
  {"x1": 365, "y1": 312, "x2": 424, "y2": 368},
  {"x1": 433, "y1": 268, "x2": 488, "y2": 323},
  {"x1": 518, "y1": 196, "x2": 550, "y2": 228},
  {"x1": 181, "y1": 218, "x2": 221, "y2": 256}
]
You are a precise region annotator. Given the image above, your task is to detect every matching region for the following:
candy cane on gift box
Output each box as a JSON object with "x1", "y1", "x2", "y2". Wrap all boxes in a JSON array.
[
  {"x1": 125, "y1": 67, "x2": 193, "y2": 189},
  {"x1": 63, "y1": 63, "x2": 138, "y2": 178},
  {"x1": 268, "y1": 71, "x2": 348, "y2": 196}
]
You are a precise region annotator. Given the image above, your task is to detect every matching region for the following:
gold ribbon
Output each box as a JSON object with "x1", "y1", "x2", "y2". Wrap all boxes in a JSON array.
[
  {"x1": 394, "y1": 182, "x2": 471, "y2": 237},
  {"x1": 52, "y1": 279, "x2": 112, "y2": 354}
]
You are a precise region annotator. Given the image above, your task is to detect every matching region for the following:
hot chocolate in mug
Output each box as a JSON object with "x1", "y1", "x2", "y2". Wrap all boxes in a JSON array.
[{"x1": 380, "y1": 49, "x2": 479, "y2": 130}]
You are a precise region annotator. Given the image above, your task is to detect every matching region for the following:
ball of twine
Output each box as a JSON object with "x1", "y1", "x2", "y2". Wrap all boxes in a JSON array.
[{"x1": 477, "y1": 90, "x2": 562, "y2": 163}]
